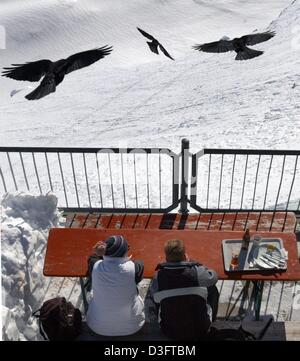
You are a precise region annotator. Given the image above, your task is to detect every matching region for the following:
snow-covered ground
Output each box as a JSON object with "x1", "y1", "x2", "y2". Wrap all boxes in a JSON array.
[
  {"x1": 1, "y1": 0, "x2": 300, "y2": 341},
  {"x1": 0, "y1": 0, "x2": 299, "y2": 151}
]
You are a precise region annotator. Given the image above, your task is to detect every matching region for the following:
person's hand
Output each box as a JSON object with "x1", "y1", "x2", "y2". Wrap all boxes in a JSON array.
[
  {"x1": 185, "y1": 253, "x2": 190, "y2": 261},
  {"x1": 92, "y1": 241, "x2": 107, "y2": 257}
]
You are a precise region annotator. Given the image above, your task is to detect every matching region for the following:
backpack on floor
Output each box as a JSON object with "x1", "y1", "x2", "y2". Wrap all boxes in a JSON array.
[
  {"x1": 207, "y1": 325, "x2": 256, "y2": 341},
  {"x1": 33, "y1": 297, "x2": 82, "y2": 341},
  {"x1": 206, "y1": 317, "x2": 273, "y2": 341}
]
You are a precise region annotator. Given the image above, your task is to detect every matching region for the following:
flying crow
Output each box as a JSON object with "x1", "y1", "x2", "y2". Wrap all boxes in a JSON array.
[
  {"x1": 193, "y1": 31, "x2": 275, "y2": 60},
  {"x1": 137, "y1": 27, "x2": 174, "y2": 60},
  {"x1": 2, "y1": 45, "x2": 113, "y2": 100}
]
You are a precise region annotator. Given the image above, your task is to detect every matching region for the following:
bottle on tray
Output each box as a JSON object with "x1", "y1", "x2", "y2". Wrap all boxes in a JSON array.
[{"x1": 241, "y1": 228, "x2": 250, "y2": 250}]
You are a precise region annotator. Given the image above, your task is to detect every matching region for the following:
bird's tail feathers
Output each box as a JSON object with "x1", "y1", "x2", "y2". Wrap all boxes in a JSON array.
[{"x1": 235, "y1": 47, "x2": 263, "y2": 60}]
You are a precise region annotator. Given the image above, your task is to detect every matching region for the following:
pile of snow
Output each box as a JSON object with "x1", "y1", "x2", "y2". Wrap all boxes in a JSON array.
[{"x1": 1, "y1": 192, "x2": 61, "y2": 341}]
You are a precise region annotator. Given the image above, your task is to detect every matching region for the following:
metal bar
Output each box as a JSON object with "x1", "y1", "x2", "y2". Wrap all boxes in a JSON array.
[
  {"x1": 274, "y1": 155, "x2": 286, "y2": 210},
  {"x1": 79, "y1": 278, "x2": 88, "y2": 314},
  {"x1": 200, "y1": 148, "x2": 300, "y2": 156},
  {"x1": 262, "y1": 155, "x2": 273, "y2": 210},
  {"x1": 58, "y1": 204, "x2": 179, "y2": 214},
  {"x1": 146, "y1": 153, "x2": 150, "y2": 208},
  {"x1": 206, "y1": 154, "x2": 211, "y2": 209},
  {"x1": 120, "y1": 153, "x2": 127, "y2": 209},
  {"x1": 217, "y1": 154, "x2": 224, "y2": 209},
  {"x1": 70, "y1": 153, "x2": 80, "y2": 207},
  {"x1": 172, "y1": 155, "x2": 180, "y2": 208},
  {"x1": 45, "y1": 153, "x2": 53, "y2": 192},
  {"x1": 228, "y1": 154, "x2": 236, "y2": 209},
  {"x1": 252, "y1": 280, "x2": 264, "y2": 321},
  {"x1": 7, "y1": 152, "x2": 18, "y2": 191},
  {"x1": 285, "y1": 155, "x2": 299, "y2": 211},
  {"x1": 83, "y1": 153, "x2": 91, "y2": 208},
  {"x1": 179, "y1": 138, "x2": 189, "y2": 214},
  {"x1": 269, "y1": 211, "x2": 275, "y2": 232},
  {"x1": 190, "y1": 153, "x2": 197, "y2": 206},
  {"x1": 240, "y1": 154, "x2": 248, "y2": 209},
  {"x1": 158, "y1": 153, "x2": 162, "y2": 209},
  {"x1": 32, "y1": 153, "x2": 42, "y2": 194},
  {"x1": 19, "y1": 152, "x2": 30, "y2": 191},
  {"x1": 251, "y1": 155, "x2": 261, "y2": 210},
  {"x1": 0, "y1": 167, "x2": 7, "y2": 193},
  {"x1": 257, "y1": 211, "x2": 262, "y2": 231},
  {"x1": 108, "y1": 153, "x2": 115, "y2": 208},
  {"x1": 95, "y1": 153, "x2": 103, "y2": 207},
  {"x1": 225, "y1": 281, "x2": 250, "y2": 320},
  {"x1": 0, "y1": 146, "x2": 174, "y2": 154},
  {"x1": 133, "y1": 153, "x2": 138, "y2": 208},
  {"x1": 58, "y1": 153, "x2": 69, "y2": 208}
]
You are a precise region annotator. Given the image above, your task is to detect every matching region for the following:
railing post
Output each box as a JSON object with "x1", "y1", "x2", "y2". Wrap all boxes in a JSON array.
[{"x1": 179, "y1": 138, "x2": 189, "y2": 214}]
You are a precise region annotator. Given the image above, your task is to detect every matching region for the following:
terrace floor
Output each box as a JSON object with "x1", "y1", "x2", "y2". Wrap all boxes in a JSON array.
[{"x1": 41, "y1": 212, "x2": 300, "y2": 340}]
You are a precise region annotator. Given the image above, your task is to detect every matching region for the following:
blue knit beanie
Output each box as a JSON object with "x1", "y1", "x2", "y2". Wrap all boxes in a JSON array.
[{"x1": 104, "y1": 235, "x2": 128, "y2": 257}]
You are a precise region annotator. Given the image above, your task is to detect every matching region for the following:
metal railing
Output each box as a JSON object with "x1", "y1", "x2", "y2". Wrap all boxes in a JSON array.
[
  {"x1": 0, "y1": 146, "x2": 180, "y2": 213},
  {"x1": 0, "y1": 139, "x2": 299, "y2": 215},
  {"x1": 190, "y1": 148, "x2": 300, "y2": 214}
]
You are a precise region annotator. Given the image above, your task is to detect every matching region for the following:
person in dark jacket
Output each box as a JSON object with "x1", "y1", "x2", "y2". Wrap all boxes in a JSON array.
[{"x1": 146, "y1": 239, "x2": 219, "y2": 340}]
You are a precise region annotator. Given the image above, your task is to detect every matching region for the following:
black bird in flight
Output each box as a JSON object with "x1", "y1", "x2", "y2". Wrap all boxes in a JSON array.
[
  {"x1": 137, "y1": 27, "x2": 174, "y2": 60},
  {"x1": 2, "y1": 45, "x2": 113, "y2": 100},
  {"x1": 193, "y1": 31, "x2": 275, "y2": 60}
]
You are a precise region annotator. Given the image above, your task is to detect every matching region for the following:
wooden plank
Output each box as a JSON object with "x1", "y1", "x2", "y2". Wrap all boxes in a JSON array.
[
  {"x1": 96, "y1": 214, "x2": 113, "y2": 229},
  {"x1": 196, "y1": 213, "x2": 213, "y2": 230},
  {"x1": 71, "y1": 213, "x2": 90, "y2": 228},
  {"x1": 134, "y1": 214, "x2": 151, "y2": 229},
  {"x1": 208, "y1": 213, "x2": 225, "y2": 230},
  {"x1": 83, "y1": 213, "x2": 101, "y2": 228},
  {"x1": 183, "y1": 214, "x2": 201, "y2": 230},
  {"x1": 121, "y1": 214, "x2": 138, "y2": 229},
  {"x1": 256, "y1": 212, "x2": 275, "y2": 232},
  {"x1": 63, "y1": 213, "x2": 76, "y2": 228},
  {"x1": 270, "y1": 212, "x2": 295, "y2": 232},
  {"x1": 146, "y1": 214, "x2": 165, "y2": 229},
  {"x1": 108, "y1": 214, "x2": 126, "y2": 229},
  {"x1": 220, "y1": 213, "x2": 237, "y2": 231}
]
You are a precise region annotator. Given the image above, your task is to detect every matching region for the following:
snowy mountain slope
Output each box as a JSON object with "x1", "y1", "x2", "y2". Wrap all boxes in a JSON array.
[{"x1": 0, "y1": 0, "x2": 298, "y2": 152}]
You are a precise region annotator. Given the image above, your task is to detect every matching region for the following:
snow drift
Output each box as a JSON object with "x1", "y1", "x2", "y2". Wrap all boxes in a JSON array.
[{"x1": 1, "y1": 192, "x2": 61, "y2": 340}]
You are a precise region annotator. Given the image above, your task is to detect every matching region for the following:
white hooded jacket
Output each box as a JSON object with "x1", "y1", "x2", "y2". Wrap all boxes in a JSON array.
[{"x1": 86, "y1": 256, "x2": 145, "y2": 336}]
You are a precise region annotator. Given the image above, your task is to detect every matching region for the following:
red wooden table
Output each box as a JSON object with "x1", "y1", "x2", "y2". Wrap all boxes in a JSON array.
[
  {"x1": 44, "y1": 227, "x2": 300, "y2": 318},
  {"x1": 44, "y1": 228, "x2": 300, "y2": 280}
]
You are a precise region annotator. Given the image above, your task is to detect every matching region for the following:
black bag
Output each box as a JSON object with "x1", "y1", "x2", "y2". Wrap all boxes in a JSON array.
[
  {"x1": 206, "y1": 317, "x2": 273, "y2": 341},
  {"x1": 33, "y1": 297, "x2": 82, "y2": 341},
  {"x1": 207, "y1": 325, "x2": 256, "y2": 341}
]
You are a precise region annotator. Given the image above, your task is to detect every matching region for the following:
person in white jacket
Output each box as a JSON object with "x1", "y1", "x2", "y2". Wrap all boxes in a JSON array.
[{"x1": 86, "y1": 235, "x2": 145, "y2": 336}]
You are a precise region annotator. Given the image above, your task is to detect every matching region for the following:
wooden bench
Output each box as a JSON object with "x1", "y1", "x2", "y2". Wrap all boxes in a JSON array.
[{"x1": 76, "y1": 321, "x2": 300, "y2": 341}]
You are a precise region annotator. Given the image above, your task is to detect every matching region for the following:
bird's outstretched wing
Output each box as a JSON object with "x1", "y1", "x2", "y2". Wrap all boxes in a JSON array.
[
  {"x1": 158, "y1": 43, "x2": 175, "y2": 60},
  {"x1": 25, "y1": 73, "x2": 57, "y2": 100},
  {"x1": 241, "y1": 31, "x2": 275, "y2": 46},
  {"x1": 2, "y1": 60, "x2": 52, "y2": 82},
  {"x1": 193, "y1": 39, "x2": 234, "y2": 53},
  {"x1": 64, "y1": 45, "x2": 113, "y2": 75},
  {"x1": 137, "y1": 27, "x2": 156, "y2": 41}
]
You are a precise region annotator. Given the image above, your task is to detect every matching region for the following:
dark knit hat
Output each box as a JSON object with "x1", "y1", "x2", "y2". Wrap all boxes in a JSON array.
[{"x1": 104, "y1": 235, "x2": 128, "y2": 257}]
